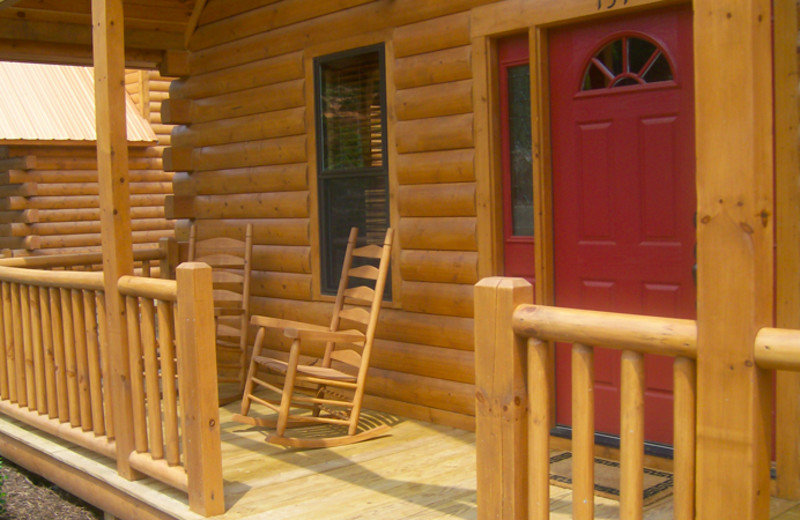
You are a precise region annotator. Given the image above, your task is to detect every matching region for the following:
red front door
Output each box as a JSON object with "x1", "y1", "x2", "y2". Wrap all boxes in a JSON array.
[{"x1": 550, "y1": 7, "x2": 695, "y2": 445}]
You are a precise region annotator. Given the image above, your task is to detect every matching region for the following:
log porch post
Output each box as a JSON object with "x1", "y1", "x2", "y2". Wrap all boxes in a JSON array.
[
  {"x1": 774, "y1": 0, "x2": 800, "y2": 499},
  {"x1": 91, "y1": 0, "x2": 137, "y2": 479},
  {"x1": 474, "y1": 277, "x2": 532, "y2": 520},
  {"x1": 694, "y1": 0, "x2": 774, "y2": 517},
  {"x1": 175, "y1": 263, "x2": 224, "y2": 516}
]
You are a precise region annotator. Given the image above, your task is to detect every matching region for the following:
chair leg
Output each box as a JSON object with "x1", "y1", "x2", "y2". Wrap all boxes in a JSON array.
[
  {"x1": 276, "y1": 339, "x2": 301, "y2": 437},
  {"x1": 237, "y1": 313, "x2": 249, "y2": 392},
  {"x1": 240, "y1": 327, "x2": 266, "y2": 417}
]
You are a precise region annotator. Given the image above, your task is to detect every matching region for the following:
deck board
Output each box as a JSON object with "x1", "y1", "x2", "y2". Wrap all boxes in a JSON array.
[{"x1": 0, "y1": 402, "x2": 797, "y2": 519}]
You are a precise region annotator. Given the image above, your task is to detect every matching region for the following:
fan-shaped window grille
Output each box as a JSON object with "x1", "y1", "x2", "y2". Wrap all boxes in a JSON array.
[{"x1": 581, "y1": 35, "x2": 674, "y2": 90}]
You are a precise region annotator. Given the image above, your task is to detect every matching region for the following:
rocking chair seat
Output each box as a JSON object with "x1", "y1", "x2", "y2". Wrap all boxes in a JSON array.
[{"x1": 252, "y1": 356, "x2": 357, "y2": 382}]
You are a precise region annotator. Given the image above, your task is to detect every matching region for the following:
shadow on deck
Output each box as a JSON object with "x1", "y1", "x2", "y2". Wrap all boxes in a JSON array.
[{"x1": 0, "y1": 400, "x2": 798, "y2": 520}]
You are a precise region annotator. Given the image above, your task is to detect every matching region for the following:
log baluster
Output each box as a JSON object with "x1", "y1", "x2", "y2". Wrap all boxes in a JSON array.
[
  {"x1": 95, "y1": 291, "x2": 113, "y2": 438},
  {"x1": 0, "y1": 282, "x2": 8, "y2": 400},
  {"x1": 50, "y1": 288, "x2": 68, "y2": 422},
  {"x1": 11, "y1": 284, "x2": 25, "y2": 407},
  {"x1": 673, "y1": 356, "x2": 697, "y2": 520},
  {"x1": 60, "y1": 287, "x2": 79, "y2": 426},
  {"x1": 620, "y1": 350, "x2": 645, "y2": 520},
  {"x1": 71, "y1": 288, "x2": 92, "y2": 431},
  {"x1": 30, "y1": 285, "x2": 45, "y2": 413},
  {"x1": 20, "y1": 285, "x2": 35, "y2": 410},
  {"x1": 572, "y1": 342, "x2": 594, "y2": 520},
  {"x1": 158, "y1": 300, "x2": 179, "y2": 466},
  {"x1": 2, "y1": 283, "x2": 14, "y2": 402},
  {"x1": 39, "y1": 286, "x2": 57, "y2": 418},
  {"x1": 528, "y1": 337, "x2": 550, "y2": 519},
  {"x1": 83, "y1": 290, "x2": 104, "y2": 435},
  {"x1": 141, "y1": 294, "x2": 163, "y2": 460},
  {"x1": 125, "y1": 294, "x2": 148, "y2": 453}
]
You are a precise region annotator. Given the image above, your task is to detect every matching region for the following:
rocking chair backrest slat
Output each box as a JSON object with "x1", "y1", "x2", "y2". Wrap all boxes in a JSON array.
[
  {"x1": 338, "y1": 306, "x2": 371, "y2": 326},
  {"x1": 352, "y1": 244, "x2": 383, "y2": 259},
  {"x1": 343, "y1": 286, "x2": 375, "y2": 305},
  {"x1": 188, "y1": 223, "x2": 253, "y2": 396},
  {"x1": 330, "y1": 349, "x2": 363, "y2": 368},
  {"x1": 348, "y1": 265, "x2": 380, "y2": 280}
]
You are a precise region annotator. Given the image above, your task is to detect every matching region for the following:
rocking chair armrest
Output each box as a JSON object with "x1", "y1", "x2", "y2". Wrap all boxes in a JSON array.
[
  {"x1": 250, "y1": 315, "x2": 329, "y2": 333},
  {"x1": 283, "y1": 328, "x2": 365, "y2": 344}
]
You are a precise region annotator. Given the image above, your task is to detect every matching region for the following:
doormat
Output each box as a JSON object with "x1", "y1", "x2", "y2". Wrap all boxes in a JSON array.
[{"x1": 549, "y1": 451, "x2": 674, "y2": 506}]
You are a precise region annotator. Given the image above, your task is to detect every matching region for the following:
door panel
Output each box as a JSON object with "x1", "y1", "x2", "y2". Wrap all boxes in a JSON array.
[{"x1": 550, "y1": 7, "x2": 695, "y2": 445}]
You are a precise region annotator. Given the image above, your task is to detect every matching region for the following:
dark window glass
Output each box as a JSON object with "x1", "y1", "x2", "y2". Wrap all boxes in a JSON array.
[
  {"x1": 316, "y1": 46, "x2": 390, "y2": 296},
  {"x1": 507, "y1": 65, "x2": 534, "y2": 236},
  {"x1": 581, "y1": 36, "x2": 674, "y2": 91}
]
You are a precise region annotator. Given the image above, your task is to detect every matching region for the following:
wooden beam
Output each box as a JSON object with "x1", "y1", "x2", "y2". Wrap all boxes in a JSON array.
[
  {"x1": 0, "y1": 38, "x2": 163, "y2": 69},
  {"x1": 0, "y1": 0, "x2": 23, "y2": 11},
  {"x1": 694, "y1": 0, "x2": 774, "y2": 518},
  {"x1": 0, "y1": 429, "x2": 174, "y2": 520},
  {"x1": 474, "y1": 277, "x2": 532, "y2": 520},
  {"x1": 185, "y1": 0, "x2": 208, "y2": 48},
  {"x1": 774, "y1": 0, "x2": 800, "y2": 500},
  {"x1": 91, "y1": 0, "x2": 136, "y2": 480}
]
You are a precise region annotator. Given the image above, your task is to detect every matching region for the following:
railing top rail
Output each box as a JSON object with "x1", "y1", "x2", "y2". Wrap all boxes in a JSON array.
[
  {"x1": 0, "y1": 264, "x2": 104, "y2": 291},
  {"x1": 118, "y1": 274, "x2": 177, "y2": 302},
  {"x1": 0, "y1": 247, "x2": 163, "y2": 270},
  {"x1": 512, "y1": 304, "x2": 698, "y2": 358},
  {"x1": 754, "y1": 327, "x2": 800, "y2": 371}
]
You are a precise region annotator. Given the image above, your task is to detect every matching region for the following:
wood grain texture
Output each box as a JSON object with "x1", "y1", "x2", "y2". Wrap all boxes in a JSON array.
[
  {"x1": 397, "y1": 182, "x2": 475, "y2": 217},
  {"x1": 773, "y1": 0, "x2": 800, "y2": 499},
  {"x1": 694, "y1": 0, "x2": 774, "y2": 517},
  {"x1": 474, "y1": 277, "x2": 532, "y2": 520},
  {"x1": 393, "y1": 11, "x2": 471, "y2": 58},
  {"x1": 394, "y1": 45, "x2": 472, "y2": 90},
  {"x1": 91, "y1": 0, "x2": 136, "y2": 480},
  {"x1": 396, "y1": 149, "x2": 475, "y2": 185}
]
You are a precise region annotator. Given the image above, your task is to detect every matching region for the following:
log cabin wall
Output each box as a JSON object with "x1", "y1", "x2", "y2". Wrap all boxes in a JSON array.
[
  {"x1": 165, "y1": 0, "x2": 502, "y2": 429},
  {"x1": 0, "y1": 144, "x2": 174, "y2": 255},
  {"x1": 125, "y1": 70, "x2": 177, "y2": 147}
]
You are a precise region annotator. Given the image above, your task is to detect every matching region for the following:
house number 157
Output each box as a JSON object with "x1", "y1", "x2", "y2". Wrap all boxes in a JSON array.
[{"x1": 598, "y1": 0, "x2": 628, "y2": 9}]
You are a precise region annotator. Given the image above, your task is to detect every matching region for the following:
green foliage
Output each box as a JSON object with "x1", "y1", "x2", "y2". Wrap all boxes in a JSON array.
[{"x1": 0, "y1": 457, "x2": 7, "y2": 514}]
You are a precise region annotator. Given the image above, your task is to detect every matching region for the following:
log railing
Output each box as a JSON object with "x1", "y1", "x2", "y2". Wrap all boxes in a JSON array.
[
  {"x1": 475, "y1": 277, "x2": 698, "y2": 520},
  {"x1": 0, "y1": 246, "x2": 165, "y2": 276},
  {"x1": 0, "y1": 261, "x2": 224, "y2": 516},
  {"x1": 0, "y1": 266, "x2": 116, "y2": 458}
]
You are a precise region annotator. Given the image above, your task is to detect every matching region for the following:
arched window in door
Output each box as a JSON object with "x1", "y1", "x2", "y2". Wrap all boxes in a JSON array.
[{"x1": 581, "y1": 35, "x2": 675, "y2": 90}]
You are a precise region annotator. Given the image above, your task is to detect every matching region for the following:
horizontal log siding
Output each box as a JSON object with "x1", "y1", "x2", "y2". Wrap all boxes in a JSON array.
[
  {"x1": 0, "y1": 146, "x2": 174, "y2": 256},
  {"x1": 125, "y1": 69, "x2": 176, "y2": 146},
  {"x1": 167, "y1": 2, "x2": 491, "y2": 427}
]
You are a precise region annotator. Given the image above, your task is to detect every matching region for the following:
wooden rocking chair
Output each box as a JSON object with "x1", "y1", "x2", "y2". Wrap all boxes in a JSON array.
[
  {"x1": 188, "y1": 222, "x2": 253, "y2": 404},
  {"x1": 233, "y1": 227, "x2": 393, "y2": 448}
]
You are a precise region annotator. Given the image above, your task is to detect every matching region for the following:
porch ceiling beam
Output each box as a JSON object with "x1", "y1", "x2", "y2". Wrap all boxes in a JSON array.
[
  {"x1": 694, "y1": 0, "x2": 774, "y2": 518},
  {"x1": 0, "y1": 0, "x2": 21, "y2": 11},
  {"x1": 91, "y1": 0, "x2": 137, "y2": 480},
  {"x1": 184, "y1": 0, "x2": 208, "y2": 48},
  {"x1": 0, "y1": 17, "x2": 184, "y2": 51},
  {"x1": 0, "y1": 38, "x2": 163, "y2": 69}
]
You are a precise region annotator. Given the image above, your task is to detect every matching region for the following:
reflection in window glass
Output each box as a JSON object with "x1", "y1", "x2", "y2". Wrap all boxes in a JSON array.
[
  {"x1": 581, "y1": 36, "x2": 674, "y2": 91},
  {"x1": 316, "y1": 46, "x2": 390, "y2": 296},
  {"x1": 507, "y1": 65, "x2": 534, "y2": 236}
]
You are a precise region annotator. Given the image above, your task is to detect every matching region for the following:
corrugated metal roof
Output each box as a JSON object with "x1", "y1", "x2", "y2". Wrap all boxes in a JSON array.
[{"x1": 0, "y1": 62, "x2": 157, "y2": 143}]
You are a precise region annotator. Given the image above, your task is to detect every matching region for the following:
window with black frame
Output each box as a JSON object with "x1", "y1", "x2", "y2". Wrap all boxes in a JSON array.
[{"x1": 315, "y1": 45, "x2": 390, "y2": 296}]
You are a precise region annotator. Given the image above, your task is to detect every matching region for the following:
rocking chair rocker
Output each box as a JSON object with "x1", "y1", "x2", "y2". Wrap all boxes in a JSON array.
[{"x1": 233, "y1": 227, "x2": 394, "y2": 448}]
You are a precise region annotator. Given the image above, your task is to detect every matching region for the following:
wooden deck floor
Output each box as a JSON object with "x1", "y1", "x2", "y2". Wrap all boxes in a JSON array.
[{"x1": 0, "y1": 401, "x2": 798, "y2": 519}]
